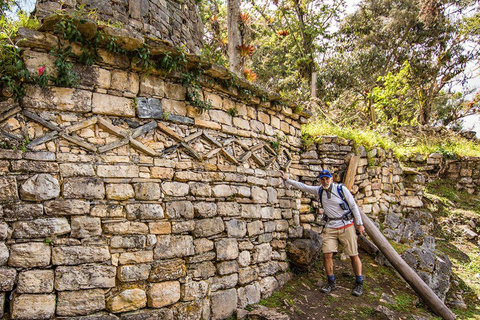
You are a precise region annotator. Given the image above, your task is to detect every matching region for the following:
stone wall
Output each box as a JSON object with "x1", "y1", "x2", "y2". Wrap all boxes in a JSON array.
[
  {"x1": 0, "y1": 24, "x2": 311, "y2": 319},
  {"x1": 33, "y1": 0, "x2": 204, "y2": 54},
  {"x1": 404, "y1": 153, "x2": 480, "y2": 195}
]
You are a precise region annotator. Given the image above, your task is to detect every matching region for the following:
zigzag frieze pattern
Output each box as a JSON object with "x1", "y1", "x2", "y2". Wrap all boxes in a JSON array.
[{"x1": 23, "y1": 111, "x2": 293, "y2": 170}]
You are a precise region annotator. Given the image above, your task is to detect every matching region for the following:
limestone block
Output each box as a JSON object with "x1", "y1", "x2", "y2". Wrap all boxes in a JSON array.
[
  {"x1": 134, "y1": 182, "x2": 161, "y2": 200},
  {"x1": 121, "y1": 309, "x2": 173, "y2": 319},
  {"x1": 55, "y1": 264, "x2": 116, "y2": 291},
  {"x1": 172, "y1": 220, "x2": 195, "y2": 234},
  {"x1": 225, "y1": 219, "x2": 247, "y2": 238},
  {"x1": 194, "y1": 202, "x2": 217, "y2": 218},
  {"x1": 103, "y1": 221, "x2": 148, "y2": 235},
  {"x1": 71, "y1": 216, "x2": 102, "y2": 238},
  {"x1": 210, "y1": 288, "x2": 237, "y2": 320},
  {"x1": 94, "y1": 67, "x2": 111, "y2": 88},
  {"x1": 211, "y1": 274, "x2": 238, "y2": 291},
  {"x1": 247, "y1": 221, "x2": 264, "y2": 237},
  {"x1": 97, "y1": 165, "x2": 139, "y2": 178},
  {"x1": 150, "y1": 167, "x2": 175, "y2": 179},
  {"x1": 0, "y1": 242, "x2": 8, "y2": 265},
  {"x1": 126, "y1": 203, "x2": 164, "y2": 220},
  {"x1": 17, "y1": 270, "x2": 54, "y2": 293},
  {"x1": 233, "y1": 117, "x2": 250, "y2": 130},
  {"x1": 149, "y1": 221, "x2": 171, "y2": 234},
  {"x1": 0, "y1": 267, "x2": 17, "y2": 290},
  {"x1": 165, "y1": 201, "x2": 194, "y2": 219},
  {"x1": 162, "y1": 98, "x2": 187, "y2": 116},
  {"x1": 144, "y1": 282, "x2": 175, "y2": 311},
  {"x1": 154, "y1": 235, "x2": 195, "y2": 259},
  {"x1": 44, "y1": 199, "x2": 90, "y2": 216},
  {"x1": 400, "y1": 196, "x2": 424, "y2": 208},
  {"x1": 259, "y1": 276, "x2": 278, "y2": 298},
  {"x1": 251, "y1": 186, "x2": 268, "y2": 203},
  {"x1": 110, "y1": 235, "x2": 146, "y2": 249},
  {"x1": 0, "y1": 222, "x2": 8, "y2": 240},
  {"x1": 12, "y1": 218, "x2": 70, "y2": 239},
  {"x1": 193, "y1": 217, "x2": 224, "y2": 238},
  {"x1": 254, "y1": 243, "x2": 272, "y2": 263},
  {"x1": 52, "y1": 246, "x2": 110, "y2": 265},
  {"x1": 91, "y1": 204, "x2": 125, "y2": 218},
  {"x1": 63, "y1": 178, "x2": 105, "y2": 199},
  {"x1": 162, "y1": 181, "x2": 189, "y2": 196},
  {"x1": 215, "y1": 238, "x2": 238, "y2": 261},
  {"x1": 106, "y1": 183, "x2": 135, "y2": 200},
  {"x1": 182, "y1": 279, "x2": 209, "y2": 301},
  {"x1": 238, "y1": 251, "x2": 251, "y2": 268},
  {"x1": 59, "y1": 163, "x2": 95, "y2": 176},
  {"x1": 149, "y1": 259, "x2": 186, "y2": 282},
  {"x1": 106, "y1": 288, "x2": 147, "y2": 313},
  {"x1": 57, "y1": 289, "x2": 105, "y2": 316},
  {"x1": 187, "y1": 260, "x2": 215, "y2": 279},
  {"x1": 204, "y1": 91, "x2": 223, "y2": 109},
  {"x1": 111, "y1": 70, "x2": 139, "y2": 94},
  {"x1": 238, "y1": 267, "x2": 257, "y2": 285},
  {"x1": 217, "y1": 260, "x2": 239, "y2": 276},
  {"x1": 140, "y1": 74, "x2": 165, "y2": 97},
  {"x1": 217, "y1": 202, "x2": 241, "y2": 217},
  {"x1": 11, "y1": 294, "x2": 56, "y2": 320},
  {"x1": 238, "y1": 282, "x2": 261, "y2": 308},
  {"x1": 194, "y1": 238, "x2": 214, "y2": 254},
  {"x1": 165, "y1": 82, "x2": 186, "y2": 100},
  {"x1": 0, "y1": 176, "x2": 18, "y2": 200},
  {"x1": 241, "y1": 204, "x2": 261, "y2": 219},
  {"x1": 11, "y1": 160, "x2": 58, "y2": 173},
  {"x1": 2, "y1": 203, "x2": 43, "y2": 221},
  {"x1": 23, "y1": 85, "x2": 92, "y2": 112},
  {"x1": 258, "y1": 261, "x2": 281, "y2": 277},
  {"x1": 118, "y1": 250, "x2": 153, "y2": 265},
  {"x1": 19, "y1": 173, "x2": 59, "y2": 201},
  {"x1": 194, "y1": 118, "x2": 221, "y2": 130},
  {"x1": 212, "y1": 184, "x2": 235, "y2": 198},
  {"x1": 92, "y1": 93, "x2": 135, "y2": 117},
  {"x1": 209, "y1": 110, "x2": 232, "y2": 126},
  {"x1": 190, "y1": 182, "x2": 212, "y2": 197},
  {"x1": 118, "y1": 264, "x2": 151, "y2": 282}
]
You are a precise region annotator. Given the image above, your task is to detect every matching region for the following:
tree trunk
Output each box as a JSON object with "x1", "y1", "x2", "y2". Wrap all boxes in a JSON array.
[
  {"x1": 227, "y1": 0, "x2": 241, "y2": 75},
  {"x1": 360, "y1": 210, "x2": 456, "y2": 320}
]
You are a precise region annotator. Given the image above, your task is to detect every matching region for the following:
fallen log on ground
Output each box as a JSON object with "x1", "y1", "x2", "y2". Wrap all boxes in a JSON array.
[{"x1": 360, "y1": 210, "x2": 456, "y2": 320}]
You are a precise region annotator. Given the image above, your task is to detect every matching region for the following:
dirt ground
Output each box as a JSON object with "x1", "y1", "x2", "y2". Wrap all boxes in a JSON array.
[{"x1": 262, "y1": 252, "x2": 438, "y2": 320}]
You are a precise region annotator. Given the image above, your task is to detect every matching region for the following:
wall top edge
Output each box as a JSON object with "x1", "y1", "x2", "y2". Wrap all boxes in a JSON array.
[{"x1": 16, "y1": 14, "x2": 313, "y2": 121}]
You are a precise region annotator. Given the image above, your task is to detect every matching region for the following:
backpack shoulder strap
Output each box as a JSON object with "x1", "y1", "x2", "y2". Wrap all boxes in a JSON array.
[
  {"x1": 337, "y1": 183, "x2": 346, "y2": 202},
  {"x1": 318, "y1": 187, "x2": 324, "y2": 208}
]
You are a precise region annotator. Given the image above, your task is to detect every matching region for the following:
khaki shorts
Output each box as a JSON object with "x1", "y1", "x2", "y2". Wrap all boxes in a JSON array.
[{"x1": 322, "y1": 224, "x2": 358, "y2": 256}]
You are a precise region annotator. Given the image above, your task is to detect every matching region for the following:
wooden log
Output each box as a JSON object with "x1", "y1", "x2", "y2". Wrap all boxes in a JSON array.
[
  {"x1": 358, "y1": 234, "x2": 379, "y2": 256},
  {"x1": 344, "y1": 155, "x2": 360, "y2": 189},
  {"x1": 360, "y1": 210, "x2": 456, "y2": 320}
]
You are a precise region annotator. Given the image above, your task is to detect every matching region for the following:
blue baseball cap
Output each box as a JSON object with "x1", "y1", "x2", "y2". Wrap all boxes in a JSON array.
[{"x1": 317, "y1": 170, "x2": 332, "y2": 179}]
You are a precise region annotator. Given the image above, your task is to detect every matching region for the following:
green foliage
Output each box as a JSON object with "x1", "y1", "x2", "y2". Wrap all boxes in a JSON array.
[
  {"x1": 181, "y1": 70, "x2": 212, "y2": 114},
  {"x1": 159, "y1": 51, "x2": 187, "y2": 73},
  {"x1": 0, "y1": 12, "x2": 39, "y2": 100},
  {"x1": 302, "y1": 120, "x2": 396, "y2": 152},
  {"x1": 369, "y1": 61, "x2": 417, "y2": 127},
  {"x1": 303, "y1": 120, "x2": 480, "y2": 160},
  {"x1": 52, "y1": 46, "x2": 77, "y2": 87},
  {"x1": 226, "y1": 107, "x2": 238, "y2": 117},
  {"x1": 133, "y1": 44, "x2": 154, "y2": 71}
]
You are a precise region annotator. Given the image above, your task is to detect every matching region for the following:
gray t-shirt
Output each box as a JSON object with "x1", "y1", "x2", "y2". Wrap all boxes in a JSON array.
[{"x1": 285, "y1": 179, "x2": 363, "y2": 229}]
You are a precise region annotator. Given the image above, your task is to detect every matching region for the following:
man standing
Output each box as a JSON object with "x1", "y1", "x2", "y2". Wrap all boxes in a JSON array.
[{"x1": 280, "y1": 169, "x2": 365, "y2": 296}]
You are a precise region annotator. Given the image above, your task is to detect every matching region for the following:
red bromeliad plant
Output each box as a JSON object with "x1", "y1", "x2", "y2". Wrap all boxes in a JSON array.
[
  {"x1": 243, "y1": 68, "x2": 257, "y2": 82},
  {"x1": 236, "y1": 43, "x2": 255, "y2": 57}
]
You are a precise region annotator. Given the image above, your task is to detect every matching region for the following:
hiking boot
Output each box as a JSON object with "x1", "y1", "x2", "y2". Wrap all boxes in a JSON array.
[
  {"x1": 320, "y1": 282, "x2": 336, "y2": 293},
  {"x1": 352, "y1": 282, "x2": 363, "y2": 296}
]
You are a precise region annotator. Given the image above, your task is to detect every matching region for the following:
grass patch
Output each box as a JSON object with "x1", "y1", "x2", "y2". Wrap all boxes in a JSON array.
[{"x1": 302, "y1": 120, "x2": 480, "y2": 160}]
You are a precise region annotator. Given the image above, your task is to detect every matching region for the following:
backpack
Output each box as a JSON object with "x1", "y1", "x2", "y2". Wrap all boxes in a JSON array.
[{"x1": 318, "y1": 183, "x2": 353, "y2": 222}]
